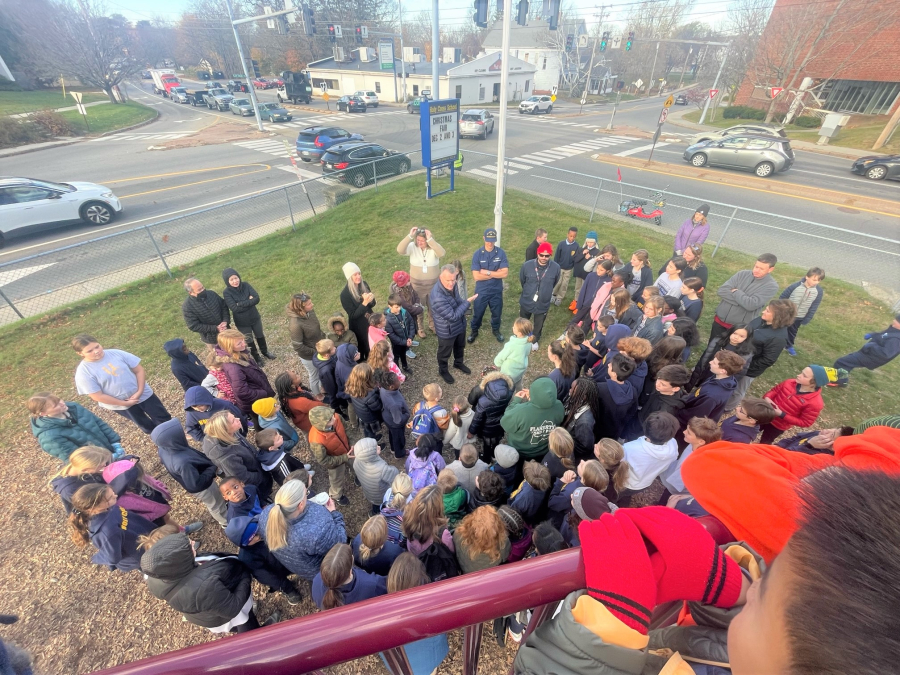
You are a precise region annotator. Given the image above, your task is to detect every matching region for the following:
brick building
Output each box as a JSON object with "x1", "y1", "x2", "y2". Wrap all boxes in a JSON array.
[{"x1": 734, "y1": 0, "x2": 900, "y2": 116}]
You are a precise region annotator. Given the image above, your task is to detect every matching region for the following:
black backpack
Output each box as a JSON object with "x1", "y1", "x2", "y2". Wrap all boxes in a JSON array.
[{"x1": 417, "y1": 538, "x2": 461, "y2": 582}]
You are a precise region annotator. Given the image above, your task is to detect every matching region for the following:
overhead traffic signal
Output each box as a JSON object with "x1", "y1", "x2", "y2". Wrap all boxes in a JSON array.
[
  {"x1": 548, "y1": 0, "x2": 560, "y2": 29},
  {"x1": 328, "y1": 24, "x2": 336, "y2": 42},
  {"x1": 473, "y1": 0, "x2": 488, "y2": 27},
  {"x1": 516, "y1": 0, "x2": 528, "y2": 26},
  {"x1": 565, "y1": 34, "x2": 574, "y2": 51},
  {"x1": 355, "y1": 26, "x2": 363, "y2": 43},
  {"x1": 251, "y1": 60, "x2": 261, "y2": 78},
  {"x1": 302, "y1": 5, "x2": 316, "y2": 34},
  {"x1": 626, "y1": 30, "x2": 634, "y2": 50},
  {"x1": 600, "y1": 31, "x2": 609, "y2": 51}
]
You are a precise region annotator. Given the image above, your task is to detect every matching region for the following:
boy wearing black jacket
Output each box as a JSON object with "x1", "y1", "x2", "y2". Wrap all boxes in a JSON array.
[
  {"x1": 595, "y1": 355, "x2": 637, "y2": 441},
  {"x1": 678, "y1": 350, "x2": 744, "y2": 428},
  {"x1": 164, "y1": 338, "x2": 209, "y2": 391},
  {"x1": 622, "y1": 364, "x2": 688, "y2": 442},
  {"x1": 386, "y1": 295, "x2": 418, "y2": 369}
]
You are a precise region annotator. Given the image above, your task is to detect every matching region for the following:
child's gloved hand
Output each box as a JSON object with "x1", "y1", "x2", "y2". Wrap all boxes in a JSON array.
[
  {"x1": 864, "y1": 333, "x2": 873, "y2": 340},
  {"x1": 111, "y1": 442, "x2": 126, "y2": 460}
]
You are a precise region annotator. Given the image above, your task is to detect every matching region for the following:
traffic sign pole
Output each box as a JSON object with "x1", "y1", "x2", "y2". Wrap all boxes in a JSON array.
[{"x1": 698, "y1": 41, "x2": 730, "y2": 125}]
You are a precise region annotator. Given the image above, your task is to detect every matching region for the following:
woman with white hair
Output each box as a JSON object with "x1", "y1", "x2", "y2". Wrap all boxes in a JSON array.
[
  {"x1": 571, "y1": 231, "x2": 600, "y2": 300},
  {"x1": 340, "y1": 262, "x2": 377, "y2": 360},
  {"x1": 257, "y1": 480, "x2": 347, "y2": 580}
]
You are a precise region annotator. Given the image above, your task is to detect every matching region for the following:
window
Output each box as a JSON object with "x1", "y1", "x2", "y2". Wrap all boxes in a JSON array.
[
  {"x1": 720, "y1": 137, "x2": 748, "y2": 148},
  {"x1": 455, "y1": 85, "x2": 462, "y2": 99},
  {"x1": 8, "y1": 187, "x2": 56, "y2": 203},
  {"x1": 334, "y1": 128, "x2": 350, "y2": 138},
  {"x1": 374, "y1": 82, "x2": 381, "y2": 93},
  {"x1": 349, "y1": 147, "x2": 374, "y2": 159},
  {"x1": 413, "y1": 85, "x2": 419, "y2": 96},
  {"x1": 525, "y1": 80, "x2": 530, "y2": 92},
  {"x1": 479, "y1": 85, "x2": 485, "y2": 101},
  {"x1": 0, "y1": 188, "x2": 14, "y2": 206},
  {"x1": 524, "y1": 53, "x2": 529, "y2": 62},
  {"x1": 542, "y1": 58, "x2": 547, "y2": 70},
  {"x1": 746, "y1": 139, "x2": 772, "y2": 150}
]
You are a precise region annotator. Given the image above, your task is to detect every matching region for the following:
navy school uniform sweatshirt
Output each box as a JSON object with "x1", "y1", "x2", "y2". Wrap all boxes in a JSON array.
[
  {"x1": 677, "y1": 375, "x2": 737, "y2": 426},
  {"x1": 183, "y1": 386, "x2": 246, "y2": 443},
  {"x1": 151, "y1": 418, "x2": 218, "y2": 494},
  {"x1": 351, "y1": 388, "x2": 384, "y2": 424},
  {"x1": 334, "y1": 344, "x2": 359, "y2": 401},
  {"x1": 312, "y1": 567, "x2": 387, "y2": 609},
  {"x1": 622, "y1": 390, "x2": 685, "y2": 442},
  {"x1": 509, "y1": 481, "x2": 549, "y2": 525},
  {"x1": 380, "y1": 388, "x2": 410, "y2": 427},
  {"x1": 491, "y1": 463, "x2": 518, "y2": 497},
  {"x1": 88, "y1": 505, "x2": 157, "y2": 572},
  {"x1": 351, "y1": 534, "x2": 406, "y2": 576},
  {"x1": 720, "y1": 415, "x2": 760, "y2": 443},
  {"x1": 164, "y1": 338, "x2": 209, "y2": 391},
  {"x1": 225, "y1": 483, "x2": 263, "y2": 523},
  {"x1": 595, "y1": 377, "x2": 638, "y2": 441},
  {"x1": 313, "y1": 353, "x2": 339, "y2": 401}
]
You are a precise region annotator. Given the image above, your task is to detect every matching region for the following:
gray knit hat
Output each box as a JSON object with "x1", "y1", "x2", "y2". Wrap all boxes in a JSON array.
[
  {"x1": 494, "y1": 444, "x2": 519, "y2": 468},
  {"x1": 571, "y1": 487, "x2": 609, "y2": 521}
]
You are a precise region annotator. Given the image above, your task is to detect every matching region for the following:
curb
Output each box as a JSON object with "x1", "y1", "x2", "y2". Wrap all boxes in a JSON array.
[{"x1": 0, "y1": 137, "x2": 83, "y2": 158}]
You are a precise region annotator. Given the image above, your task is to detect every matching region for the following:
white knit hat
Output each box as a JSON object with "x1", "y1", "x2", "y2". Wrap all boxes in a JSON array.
[{"x1": 342, "y1": 262, "x2": 361, "y2": 281}]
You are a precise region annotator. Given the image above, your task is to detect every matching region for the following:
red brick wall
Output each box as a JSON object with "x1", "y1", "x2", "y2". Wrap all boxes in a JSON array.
[{"x1": 734, "y1": 0, "x2": 900, "y2": 113}]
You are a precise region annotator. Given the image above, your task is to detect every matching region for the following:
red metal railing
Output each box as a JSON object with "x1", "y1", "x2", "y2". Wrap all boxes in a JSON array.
[{"x1": 91, "y1": 549, "x2": 585, "y2": 675}]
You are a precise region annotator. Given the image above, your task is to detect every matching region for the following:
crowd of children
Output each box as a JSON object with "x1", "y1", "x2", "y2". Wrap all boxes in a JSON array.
[{"x1": 19, "y1": 232, "x2": 900, "y2": 674}]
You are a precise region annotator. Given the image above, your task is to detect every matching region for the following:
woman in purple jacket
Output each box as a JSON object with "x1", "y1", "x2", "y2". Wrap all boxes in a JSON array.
[
  {"x1": 673, "y1": 204, "x2": 710, "y2": 256},
  {"x1": 215, "y1": 329, "x2": 275, "y2": 427}
]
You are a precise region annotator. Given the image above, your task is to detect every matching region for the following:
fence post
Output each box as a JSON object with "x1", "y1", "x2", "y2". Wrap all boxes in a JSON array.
[
  {"x1": 285, "y1": 187, "x2": 296, "y2": 232},
  {"x1": 143, "y1": 225, "x2": 173, "y2": 277},
  {"x1": 373, "y1": 159, "x2": 378, "y2": 192},
  {"x1": 711, "y1": 206, "x2": 739, "y2": 258},
  {"x1": 589, "y1": 179, "x2": 604, "y2": 223},
  {"x1": 0, "y1": 287, "x2": 24, "y2": 319}
]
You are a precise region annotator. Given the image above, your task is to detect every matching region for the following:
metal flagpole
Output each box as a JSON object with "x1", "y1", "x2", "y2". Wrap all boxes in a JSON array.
[{"x1": 493, "y1": 0, "x2": 513, "y2": 244}]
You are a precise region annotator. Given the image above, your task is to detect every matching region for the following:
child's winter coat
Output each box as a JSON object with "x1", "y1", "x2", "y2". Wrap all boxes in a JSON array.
[
  {"x1": 494, "y1": 335, "x2": 532, "y2": 384},
  {"x1": 164, "y1": 338, "x2": 209, "y2": 391},
  {"x1": 385, "y1": 306, "x2": 416, "y2": 349},
  {"x1": 442, "y1": 486, "x2": 469, "y2": 527},
  {"x1": 380, "y1": 387, "x2": 410, "y2": 429},
  {"x1": 313, "y1": 352, "x2": 339, "y2": 403},
  {"x1": 183, "y1": 385, "x2": 246, "y2": 443},
  {"x1": 444, "y1": 409, "x2": 474, "y2": 452},
  {"x1": 257, "y1": 410, "x2": 299, "y2": 452},
  {"x1": 509, "y1": 481, "x2": 549, "y2": 525},
  {"x1": 352, "y1": 438, "x2": 400, "y2": 506}
]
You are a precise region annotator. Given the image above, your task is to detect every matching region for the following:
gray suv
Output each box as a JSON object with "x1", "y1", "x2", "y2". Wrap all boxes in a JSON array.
[
  {"x1": 460, "y1": 109, "x2": 495, "y2": 139},
  {"x1": 683, "y1": 134, "x2": 795, "y2": 178}
]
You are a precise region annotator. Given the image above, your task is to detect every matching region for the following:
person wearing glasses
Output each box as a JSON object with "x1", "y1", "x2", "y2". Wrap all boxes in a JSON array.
[{"x1": 518, "y1": 242, "x2": 561, "y2": 352}]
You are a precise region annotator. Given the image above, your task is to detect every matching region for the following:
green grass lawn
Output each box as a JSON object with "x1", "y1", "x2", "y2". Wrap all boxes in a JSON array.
[
  {"x1": 59, "y1": 100, "x2": 157, "y2": 135},
  {"x1": 0, "y1": 175, "x2": 895, "y2": 435},
  {"x1": 0, "y1": 88, "x2": 108, "y2": 115},
  {"x1": 683, "y1": 109, "x2": 899, "y2": 153}
]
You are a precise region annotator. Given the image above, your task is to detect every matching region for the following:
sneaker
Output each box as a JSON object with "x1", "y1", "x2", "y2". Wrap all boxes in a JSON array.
[
  {"x1": 531, "y1": 342, "x2": 539, "y2": 352},
  {"x1": 554, "y1": 297, "x2": 562, "y2": 306},
  {"x1": 440, "y1": 371, "x2": 455, "y2": 384},
  {"x1": 336, "y1": 495, "x2": 351, "y2": 506},
  {"x1": 407, "y1": 350, "x2": 417, "y2": 359},
  {"x1": 307, "y1": 470, "x2": 315, "y2": 479},
  {"x1": 303, "y1": 463, "x2": 312, "y2": 471},
  {"x1": 247, "y1": 419, "x2": 255, "y2": 429},
  {"x1": 785, "y1": 346, "x2": 797, "y2": 356},
  {"x1": 283, "y1": 588, "x2": 303, "y2": 605},
  {"x1": 455, "y1": 363, "x2": 472, "y2": 375},
  {"x1": 411, "y1": 340, "x2": 420, "y2": 347},
  {"x1": 262, "y1": 610, "x2": 282, "y2": 627},
  {"x1": 183, "y1": 522, "x2": 204, "y2": 535},
  {"x1": 507, "y1": 625, "x2": 523, "y2": 644}
]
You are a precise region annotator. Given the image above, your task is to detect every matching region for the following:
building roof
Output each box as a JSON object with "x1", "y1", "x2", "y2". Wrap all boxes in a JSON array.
[
  {"x1": 481, "y1": 18, "x2": 586, "y2": 49},
  {"x1": 307, "y1": 53, "x2": 455, "y2": 77}
]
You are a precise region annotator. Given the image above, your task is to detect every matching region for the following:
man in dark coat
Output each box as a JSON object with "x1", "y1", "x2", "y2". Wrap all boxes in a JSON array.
[
  {"x1": 519, "y1": 242, "x2": 561, "y2": 349},
  {"x1": 182, "y1": 277, "x2": 230, "y2": 346},
  {"x1": 430, "y1": 265, "x2": 477, "y2": 384},
  {"x1": 151, "y1": 419, "x2": 228, "y2": 526},
  {"x1": 833, "y1": 315, "x2": 900, "y2": 385}
]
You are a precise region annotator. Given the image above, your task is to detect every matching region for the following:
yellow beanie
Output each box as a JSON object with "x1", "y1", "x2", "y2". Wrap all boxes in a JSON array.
[{"x1": 252, "y1": 397, "x2": 276, "y2": 418}]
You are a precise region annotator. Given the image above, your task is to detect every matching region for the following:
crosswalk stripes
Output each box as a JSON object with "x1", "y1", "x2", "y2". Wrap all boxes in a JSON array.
[
  {"x1": 267, "y1": 109, "x2": 408, "y2": 129},
  {"x1": 233, "y1": 139, "x2": 292, "y2": 157},
  {"x1": 515, "y1": 156, "x2": 546, "y2": 165},
  {"x1": 275, "y1": 164, "x2": 323, "y2": 180},
  {"x1": 468, "y1": 168, "x2": 500, "y2": 179},
  {"x1": 614, "y1": 142, "x2": 670, "y2": 157},
  {"x1": 483, "y1": 165, "x2": 519, "y2": 175}
]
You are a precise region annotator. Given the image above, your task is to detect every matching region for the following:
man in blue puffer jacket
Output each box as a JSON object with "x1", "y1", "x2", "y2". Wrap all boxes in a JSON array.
[
  {"x1": 151, "y1": 418, "x2": 228, "y2": 526},
  {"x1": 429, "y1": 264, "x2": 478, "y2": 385}
]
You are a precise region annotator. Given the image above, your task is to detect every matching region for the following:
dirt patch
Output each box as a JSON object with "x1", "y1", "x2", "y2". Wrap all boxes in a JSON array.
[
  {"x1": 158, "y1": 120, "x2": 275, "y2": 151},
  {"x1": 594, "y1": 125, "x2": 651, "y2": 139}
]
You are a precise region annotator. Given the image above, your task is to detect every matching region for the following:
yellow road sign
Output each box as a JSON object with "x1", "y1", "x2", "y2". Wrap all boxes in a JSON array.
[
  {"x1": 664, "y1": 94, "x2": 674, "y2": 108},
  {"x1": 550, "y1": 94, "x2": 557, "y2": 102},
  {"x1": 323, "y1": 93, "x2": 330, "y2": 102}
]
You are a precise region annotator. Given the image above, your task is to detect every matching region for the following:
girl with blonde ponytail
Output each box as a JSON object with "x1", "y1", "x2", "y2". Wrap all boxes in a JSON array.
[
  {"x1": 259, "y1": 479, "x2": 346, "y2": 580},
  {"x1": 51, "y1": 445, "x2": 113, "y2": 514},
  {"x1": 380, "y1": 473, "x2": 413, "y2": 546},
  {"x1": 593, "y1": 438, "x2": 630, "y2": 503},
  {"x1": 352, "y1": 515, "x2": 404, "y2": 576},
  {"x1": 312, "y1": 543, "x2": 387, "y2": 611}
]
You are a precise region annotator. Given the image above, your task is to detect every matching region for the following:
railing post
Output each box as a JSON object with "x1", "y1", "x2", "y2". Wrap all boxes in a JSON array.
[
  {"x1": 462, "y1": 623, "x2": 484, "y2": 675},
  {"x1": 381, "y1": 646, "x2": 414, "y2": 675},
  {"x1": 589, "y1": 178, "x2": 604, "y2": 223},
  {"x1": 0, "y1": 287, "x2": 24, "y2": 319},
  {"x1": 373, "y1": 159, "x2": 378, "y2": 192},
  {"x1": 285, "y1": 187, "x2": 296, "y2": 232},
  {"x1": 143, "y1": 225, "x2": 172, "y2": 278},
  {"x1": 711, "y1": 206, "x2": 739, "y2": 258}
]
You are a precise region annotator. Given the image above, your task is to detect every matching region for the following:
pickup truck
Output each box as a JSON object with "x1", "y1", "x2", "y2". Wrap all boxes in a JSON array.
[{"x1": 203, "y1": 88, "x2": 234, "y2": 111}]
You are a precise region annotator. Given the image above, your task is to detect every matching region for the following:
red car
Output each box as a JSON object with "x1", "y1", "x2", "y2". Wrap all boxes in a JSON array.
[
  {"x1": 269, "y1": 77, "x2": 284, "y2": 87},
  {"x1": 252, "y1": 78, "x2": 272, "y2": 89}
]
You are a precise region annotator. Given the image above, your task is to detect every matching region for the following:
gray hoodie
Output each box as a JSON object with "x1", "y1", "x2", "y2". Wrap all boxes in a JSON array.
[{"x1": 713, "y1": 269, "x2": 779, "y2": 326}]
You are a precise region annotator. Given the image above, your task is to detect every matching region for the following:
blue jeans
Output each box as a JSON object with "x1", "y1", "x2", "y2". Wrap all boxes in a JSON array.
[{"x1": 471, "y1": 291, "x2": 503, "y2": 333}]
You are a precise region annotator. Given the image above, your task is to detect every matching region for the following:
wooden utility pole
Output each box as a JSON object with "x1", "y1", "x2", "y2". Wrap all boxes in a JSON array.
[{"x1": 873, "y1": 103, "x2": 900, "y2": 150}]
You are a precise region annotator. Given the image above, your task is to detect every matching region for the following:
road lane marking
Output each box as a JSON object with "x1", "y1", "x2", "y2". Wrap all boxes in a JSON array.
[
  {"x1": 100, "y1": 164, "x2": 272, "y2": 184},
  {"x1": 515, "y1": 157, "x2": 546, "y2": 164},
  {"x1": 119, "y1": 166, "x2": 272, "y2": 198},
  {"x1": 615, "y1": 143, "x2": 670, "y2": 157}
]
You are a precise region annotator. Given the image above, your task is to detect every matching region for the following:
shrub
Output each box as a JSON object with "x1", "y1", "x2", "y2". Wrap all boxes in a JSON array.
[
  {"x1": 793, "y1": 116, "x2": 821, "y2": 128},
  {"x1": 0, "y1": 116, "x2": 48, "y2": 149},
  {"x1": 29, "y1": 109, "x2": 73, "y2": 137},
  {"x1": 723, "y1": 105, "x2": 766, "y2": 120}
]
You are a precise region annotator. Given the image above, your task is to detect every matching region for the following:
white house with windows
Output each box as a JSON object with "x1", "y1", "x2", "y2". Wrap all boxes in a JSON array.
[
  {"x1": 306, "y1": 51, "x2": 535, "y2": 104},
  {"x1": 481, "y1": 18, "x2": 586, "y2": 94}
]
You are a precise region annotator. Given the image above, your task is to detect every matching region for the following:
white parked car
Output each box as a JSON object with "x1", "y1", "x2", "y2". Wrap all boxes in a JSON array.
[
  {"x1": 0, "y1": 177, "x2": 123, "y2": 247},
  {"x1": 352, "y1": 90, "x2": 379, "y2": 107},
  {"x1": 519, "y1": 95, "x2": 553, "y2": 114}
]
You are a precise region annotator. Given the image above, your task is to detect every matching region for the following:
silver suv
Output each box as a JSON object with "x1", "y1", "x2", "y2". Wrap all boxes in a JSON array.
[
  {"x1": 460, "y1": 109, "x2": 495, "y2": 139},
  {"x1": 689, "y1": 123, "x2": 785, "y2": 147},
  {"x1": 353, "y1": 90, "x2": 379, "y2": 107},
  {"x1": 519, "y1": 95, "x2": 553, "y2": 115},
  {"x1": 683, "y1": 134, "x2": 795, "y2": 178}
]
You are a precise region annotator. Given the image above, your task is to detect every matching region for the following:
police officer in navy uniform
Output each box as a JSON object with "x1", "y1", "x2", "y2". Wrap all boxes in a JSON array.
[{"x1": 468, "y1": 228, "x2": 509, "y2": 344}]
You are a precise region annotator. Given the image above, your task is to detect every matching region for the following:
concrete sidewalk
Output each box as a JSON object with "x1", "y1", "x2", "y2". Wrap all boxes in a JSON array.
[
  {"x1": 665, "y1": 106, "x2": 881, "y2": 160},
  {"x1": 9, "y1": 100, "x2": 111, "y2": 119}
]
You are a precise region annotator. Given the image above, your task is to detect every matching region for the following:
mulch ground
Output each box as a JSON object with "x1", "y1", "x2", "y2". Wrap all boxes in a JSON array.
[{"x1": 1, "y1": 316, "x2": 532, "y2": 674}]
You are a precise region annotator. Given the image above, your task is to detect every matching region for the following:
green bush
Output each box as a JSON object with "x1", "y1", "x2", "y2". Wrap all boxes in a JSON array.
[
  {"x1": 723, "y1": 105, "x2": 766, "y2": 120},
  {"x1": 793, "y1": 116, "x2": 822, "y2": 128},
  {"x1": 0, "y1": 116, "x2": 48, "y2": 148}
]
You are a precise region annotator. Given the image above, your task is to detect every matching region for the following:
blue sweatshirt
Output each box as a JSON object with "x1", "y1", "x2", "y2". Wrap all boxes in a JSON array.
[
  {"x1": 225, "y1": 484, "x2": 263, "y2": 522},
  {"x1": 720, "y1": 415, "x2": 759, "y2": 443},
  {"x1": 183, "y1": 386, "x2": 246, "y2": 443},
  {"x1": 380, "y1": 388, "x2": 410, "y2": 428},
  {"x1": 312, "y1": 566, "x2": 387, "y2": 609},
  {"x1": 88, "y1": 505, "x2": 156, "y2": 572},
  {"x1": 313, "y1": 353, "x2": 339, "y2": 402},
  {"x1": 257, "y1": 410, "x2": 299, "y2": 452},
  {"x1": 554, "y1": 238, "x2": 581, "y2": 271},
  {"x1": 678, "y1": 375, "x2": 737, "y2": 426}
]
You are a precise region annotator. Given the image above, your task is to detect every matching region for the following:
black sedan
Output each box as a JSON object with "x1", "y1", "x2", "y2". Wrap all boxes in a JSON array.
[
  {"x1": 674, "y1": 94, "x2": 688, "y2": 105},
  {"x1": 321, "y1": 142, "x2": 412, "y2": 188},
  {"x1": 337, "y1": 95, "x2": 367, "y2": 113},
  {"x1": 851, "y1": 154, "x2": 900, "y2": 181}
]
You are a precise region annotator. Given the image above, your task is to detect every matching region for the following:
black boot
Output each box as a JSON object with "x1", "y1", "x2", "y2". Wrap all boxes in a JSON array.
[
  {"x1": 257, "y1": 336, "x2": 277, "y2": 360},
  {"x1": 466, "y1": 329, "x2": 479, "y2": 344},
  {"x1": 249, "y1": 344, "x2": 263, "y2": 364}
]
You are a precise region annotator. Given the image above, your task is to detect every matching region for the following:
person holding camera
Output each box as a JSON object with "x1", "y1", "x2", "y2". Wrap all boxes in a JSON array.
[{"x1": 397, "y1": 227, "x2": 446, "y2": 335}]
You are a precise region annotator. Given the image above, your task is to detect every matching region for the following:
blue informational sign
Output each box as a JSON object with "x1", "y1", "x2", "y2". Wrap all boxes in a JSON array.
[{"x1": 420, "y1": 98, "x2": 460, "y2": 169}]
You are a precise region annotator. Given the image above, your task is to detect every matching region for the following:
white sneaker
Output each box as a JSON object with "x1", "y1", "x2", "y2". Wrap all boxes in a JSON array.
[
  {"x1": 308, "y1": 470, "x2": 315, "y2": 479},
  {"x1": 553, "y1": 298, "x2": 562, "y2": 306},
  {"x1": 303, "y1": 463, "x2": 312, "y2": 471},
  {"x1": 407, "y1": 350, "x2": 417, "y2": 359},
  {"x1": 531, "y1": 342, "x2": 539, "y2": 352}
]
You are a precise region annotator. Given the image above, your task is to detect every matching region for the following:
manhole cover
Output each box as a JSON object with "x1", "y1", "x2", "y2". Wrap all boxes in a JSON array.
[{"x1": 837, "y1": 206, "x2": 860, "y2": 214}]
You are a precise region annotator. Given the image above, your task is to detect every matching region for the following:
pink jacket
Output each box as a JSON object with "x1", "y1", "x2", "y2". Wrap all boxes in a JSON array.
[
  {"x1": 102, "y1": 460, "x2": 171, "y2": 523},
  {"x1": 368, "y1": 326, "x2": 389, "y2": 351}
]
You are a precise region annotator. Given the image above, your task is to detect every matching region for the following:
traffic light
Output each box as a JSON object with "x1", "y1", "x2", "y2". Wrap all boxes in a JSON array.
[
  {"x1": 251, "y1": 59, "x2": 261, "y2": 78},
  {"x1": 303, "y1": 5, "x2": 316, "y2": 35},
  {"x1": 600, "y1": 31, "x2": 609, "y2": 51},
  {"x1": 355, "y1": 26, "x2": 363, "y2": 43},
  {"x1": 328, "y1": 24, "x2": 336, "y2": 42},
  {"x1": 565, "y1": 33, "x2": 574, "y2": 51},
  {"x1": 548, "y1": 0, "x2": 560, "y2": 29},
  {"x1": 516, "y1": 0, "x2": 528, "y2": 26},
  {"x1": 473, "y1": 0, "x2": 488, "y2": 28},
  {"x1": 626, "y1": 30, "x2": 634, "y2": 50}
]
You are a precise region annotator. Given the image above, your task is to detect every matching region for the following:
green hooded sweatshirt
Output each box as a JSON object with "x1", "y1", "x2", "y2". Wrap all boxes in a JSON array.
[
  {"x1": 500, "y1": 377, "x2": 565, "y2": 460},
  {"x1": 443, "y1": 485, "x2": 469, "y2": 528}
]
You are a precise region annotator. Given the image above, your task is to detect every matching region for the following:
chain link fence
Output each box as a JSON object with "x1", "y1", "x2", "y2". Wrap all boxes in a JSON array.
[
  {"x1": 0, "y1": 151, "x2": 420, "y2": 326},
  {"x1": 460, "y1": 149, "x2": 900, "y2": 308}
]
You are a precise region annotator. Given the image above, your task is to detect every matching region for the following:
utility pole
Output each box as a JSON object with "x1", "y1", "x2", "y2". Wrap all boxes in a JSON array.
[
  {"x1": 226, "y1": 0, "x2": 267, "y2": 132},
  {"x1": 432, "y1": 0, "x2": 439, "y2": 97},
  {"x1": 698, "y1": 42, "x2": 730, "y2": 125},
  {"x1": 579, "y1": 8, "x2": 607, "y2": 115},
  {"x1": 677, "y1": 47, "x2": 692, "y2": 89},
  {"x1": 646, "y1": 41, "x2": 659, "y2": 97},
  {"x1": 493, "y1": 0, "x2": 513, "y2": 244},
  {"x1": 399, "y1": 0, "x2": 408, "y2": 101},
  {"x1": 873, "y1": 102, "x2": 900, "y2": 150}
]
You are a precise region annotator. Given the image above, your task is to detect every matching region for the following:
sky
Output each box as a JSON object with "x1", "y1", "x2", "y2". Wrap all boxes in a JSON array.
[{"x1": 112, "y1": 0, "x2": 734, "y2": 33}]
